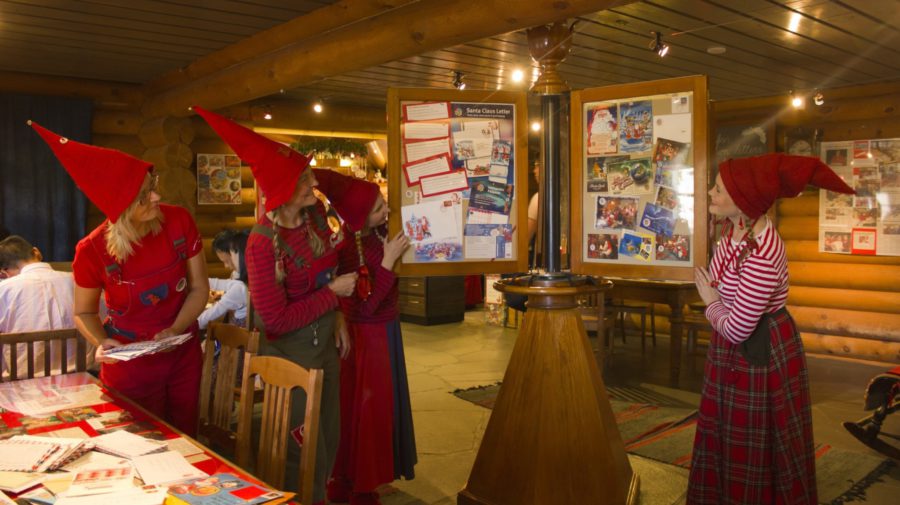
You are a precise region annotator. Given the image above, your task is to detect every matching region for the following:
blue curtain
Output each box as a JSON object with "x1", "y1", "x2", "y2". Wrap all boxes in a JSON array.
[{"x1": 0, "y1": 94, "x2": 92, "y2": 261}]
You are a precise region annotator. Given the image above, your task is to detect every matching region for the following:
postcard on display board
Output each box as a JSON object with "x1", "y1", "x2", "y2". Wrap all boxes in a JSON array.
[
  {"x1": 464, "y1": 224, "x2": 514, "y2": 259},
  {"x1": 468, "y1": 181, "x2": 513, "y2": 215},
  {"x1": 618, "y1": 101, "x2": 653, "y2": 153},
  {"x1": 619, "y1": 232, "x2": 654, "y2": 261},
  {"x1": 467, "y1": 209, "x2": 509, "y2": 225},
  {"x1": 586, "y1": 103, "x2": 618, "y2": 155},
  {"x1": 653, "y1": 115, "x2": 692, "y2": 144},
  {"x1": 403, "y1": 153, "x2": 452, "y2": 186},
  {"x1": 607, "y1": 158, "x2": 653, "y2": 195},
  {"x1": 822, "y1": 230, "x2": 851, "y2": 254},
  {"x1": 640, "y1": 203, "x2": 676, "y2": 236},
  {"x1": 465, "y1": 156, "x2": 492, "y2": 179},
  {"x1": 463, "y1": 119, "x2": 500, "y2": 139},
  {"x1": 586, "y1": 233, "x2": 619, "y2": 260},
  {"x1": 405, "y1": 138, "x2": 452, "y2": 163},
  {"x1": 655, "y1": 233, "x2": 691, "y2": 262},
  {"x1": 654, "y1": 185, "x2": 679, "y2": 211},
  {"x1": 595, "y1": 196, "x2": 639, "y2": 230},
  {"x1": 401, "y1": 199, "x2": 462, "y2": 246},
  {"x1": 586, "y1": 155, "x2": 627, "y2": 193},
  {"x1": 652, "y1": 137, "x2": 691, "y2": 171},
  {"x1": 403, "y1": 121, "x2": 450, "y2": 141},
  {"x1": 403, "y1": 101, "x2": 450, "y2": 122}
]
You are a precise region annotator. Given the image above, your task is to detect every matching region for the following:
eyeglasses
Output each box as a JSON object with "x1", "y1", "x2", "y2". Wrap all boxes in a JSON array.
[{"x1": 138, "y1": 174, "x2": 160, "y2": 205}]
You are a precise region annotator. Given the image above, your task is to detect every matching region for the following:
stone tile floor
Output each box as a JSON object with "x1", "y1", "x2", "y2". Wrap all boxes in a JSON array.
[{"x1": 381, "y1": 311, "x2": 899, "y2": 505}]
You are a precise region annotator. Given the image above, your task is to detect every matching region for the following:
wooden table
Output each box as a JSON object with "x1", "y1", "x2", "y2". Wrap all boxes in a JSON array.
[
  {"x1": 606, "y1": 277, "x2": 701, "y2": 384},
  {"x1": 0, "y1": 372, "x2": 295, "y2": 503}
]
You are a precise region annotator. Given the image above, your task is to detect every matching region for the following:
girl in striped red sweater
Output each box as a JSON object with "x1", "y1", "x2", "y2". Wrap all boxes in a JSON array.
[{"x1": 688, "y1": 154, "x2": 854, "y2": 505}]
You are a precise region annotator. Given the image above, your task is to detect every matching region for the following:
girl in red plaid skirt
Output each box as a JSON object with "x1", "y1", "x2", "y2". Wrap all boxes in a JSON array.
[{"x1": 689, "y1": 154, "x2": 855, "y2": 504}]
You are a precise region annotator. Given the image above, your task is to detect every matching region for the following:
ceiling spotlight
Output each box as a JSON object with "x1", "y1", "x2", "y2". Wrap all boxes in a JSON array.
[
  {"x1": 649, "y1": 31, "x2": 669, "y2": 57},
  {"x1": 530, "y1": 121, "x2": 541, "y2": 132},
  {"x1": 452, "y1": 71, "x2": 466, "y2": 90},
  {"x1": 813, "y1": 91, "x2": 825, "y2": 106},
  {"x1": 511, "y1": 69, "x2": 524, "y2": 83},
  {"x1": 313, "y1": 100, "x2": 323, "y2": 114},
  {"x1": 262, "y1": 105, "x2": 273, "y2": 120},
  {"x1": 790, "y1": 90, "x2": 804, "y2": 109}
]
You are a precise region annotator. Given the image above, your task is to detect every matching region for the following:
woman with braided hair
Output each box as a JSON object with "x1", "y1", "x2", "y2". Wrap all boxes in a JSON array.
[{"x1": 194, "y1": 106, "x2": 357, "y2": 505}]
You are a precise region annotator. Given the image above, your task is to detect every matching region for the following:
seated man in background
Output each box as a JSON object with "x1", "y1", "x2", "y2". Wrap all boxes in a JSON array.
[{"x1": 0, "y1": 235, "x2": 96, "y2": 379}]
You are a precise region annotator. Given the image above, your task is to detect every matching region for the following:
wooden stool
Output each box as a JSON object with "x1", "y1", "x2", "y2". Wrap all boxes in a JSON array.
[{"x1": 607, "y1": 301, "x2": 656, "y2": 351}]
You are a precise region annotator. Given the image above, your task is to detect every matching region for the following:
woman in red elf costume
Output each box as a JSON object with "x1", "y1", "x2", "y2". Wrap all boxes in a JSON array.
[
  {"x1": 29, "y1": 121, "x2": 209, "y2": 436},
  {"x1": 193, "y1": 106, "x2": 357, "y2": 505},
  {"x1": 688, "y1": 154, "x2": 855, "y2": 504},
  {"x1": 312, "y1": 170, "x2": 417, "y2": 505}
]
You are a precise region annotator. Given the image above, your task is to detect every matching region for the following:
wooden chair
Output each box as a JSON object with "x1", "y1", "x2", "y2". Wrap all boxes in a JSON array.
[
  {"x1": 0, "y1": 329, "x2": 87, "y2": 381},
  {"x1": 198, "y1": 322, "x2": 259, "y2": 454},
  {"x1": 607, "y1": 300, "x2": 657, "y2": 351},
  {"x1": 577, "y1": 291, "x2": 617, "y2": 362},
  {"x1": 236, "y1": 355, "x2": 323, "y2": 505}
]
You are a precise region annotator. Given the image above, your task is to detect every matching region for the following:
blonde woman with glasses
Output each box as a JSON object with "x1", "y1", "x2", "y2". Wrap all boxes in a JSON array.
[{"x1": 30, "y1": 121, "x2": 208, "y2": 436}]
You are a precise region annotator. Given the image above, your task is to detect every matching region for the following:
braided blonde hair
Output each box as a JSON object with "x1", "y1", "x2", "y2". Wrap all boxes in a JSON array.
[{"x1": 270, "y1": 207, "x2": 325, "y2": 284}]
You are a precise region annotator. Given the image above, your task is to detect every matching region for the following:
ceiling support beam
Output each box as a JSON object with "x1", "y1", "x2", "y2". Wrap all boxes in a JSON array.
[{"x1": 142, "y1": 0, "x2": 627, "y2": 117}]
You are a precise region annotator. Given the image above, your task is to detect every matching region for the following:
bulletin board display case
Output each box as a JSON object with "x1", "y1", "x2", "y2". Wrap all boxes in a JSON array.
[
  {"x1": 387, "y1": 88, "x2": 529, "y2": 276},
  {"x1": 570, "y1": 76, "x2": 709, "y2": 281}
]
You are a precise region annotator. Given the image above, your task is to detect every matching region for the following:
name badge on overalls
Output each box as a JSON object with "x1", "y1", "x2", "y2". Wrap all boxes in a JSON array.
[{"x1": 175, "y1": 277, "x2": 187, "y2": 292}]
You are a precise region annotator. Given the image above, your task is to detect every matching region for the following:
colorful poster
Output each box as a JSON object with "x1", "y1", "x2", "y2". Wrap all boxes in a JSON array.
[
  {"x1": 595, "y1": 196, "x2": 638, "y2": 230},
  {"x1": 197, "y1": 154, "x2": 243, "y2": 205},
  {"x1": 587, "y1": 233, "x2": 619, "y2": 260},
  {"x1": 619, "y1": 232, "x2": 654, "y2": 261},
  {"x1": 640, "y1": 203, "x2": 676, "y2": 236},
  {"x1": 607, "y1": 158, "x2": 653, "y2": 195},
  {"x1": 468, "y1": 181, "x2": 513, "y2": 215},
  {"x1": 655, "y1": 234, "x2": 691, "y2": 262}
]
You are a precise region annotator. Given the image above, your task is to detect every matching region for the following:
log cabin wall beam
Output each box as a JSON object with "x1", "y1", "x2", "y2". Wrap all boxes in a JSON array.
[
  {"x1": 0, "y1": 71, "x2": 143, "y2": 110},
  {"x1": 142, "y1": 0, "x2": 628, "y2": 117},
  {"x1": 142, "y1": 0, "x2": 420, "y2": 96}
]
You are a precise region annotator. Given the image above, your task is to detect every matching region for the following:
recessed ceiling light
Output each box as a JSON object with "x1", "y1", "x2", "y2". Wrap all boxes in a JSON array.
[{"x1": 707, "y1": 46, "x2": 726, "y2": 55}]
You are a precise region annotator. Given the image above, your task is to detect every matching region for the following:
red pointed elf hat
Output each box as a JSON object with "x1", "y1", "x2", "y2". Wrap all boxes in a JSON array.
[
  {"x1": 312, "y1": 169, "x2": 380, "y2": 233},
  {"x1": 28, "y1": 120, "x2": 152, "y2": 223},
  {"x1": 192, "y1": 105, "x2": 311, "y2": 213},
  {"x1": 719, "y1": 153, "x2": 855, "y2": 219},
  {"x1": 313, "y1": 169, "x2": 381, "y2": 300}
]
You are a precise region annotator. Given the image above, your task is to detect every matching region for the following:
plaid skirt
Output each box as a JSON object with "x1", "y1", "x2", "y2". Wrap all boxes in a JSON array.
[{"x1": 687, "y1": 309, "x2": 817, "y2": 504}]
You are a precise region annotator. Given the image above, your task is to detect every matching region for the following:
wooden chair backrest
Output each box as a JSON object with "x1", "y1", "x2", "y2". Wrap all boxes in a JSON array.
[
  {"x1": 576, "y1": 291, "x2": 615, "y2": 335},
  {"x1": 198, "y1": 322, "x2": 259, "y2": 453},
  {"x1": 0, "y1": 329, "x2": 87, "y2": 382},
  {"x1": 236, "y1": 355, "x2": 323, "y2": 505}
]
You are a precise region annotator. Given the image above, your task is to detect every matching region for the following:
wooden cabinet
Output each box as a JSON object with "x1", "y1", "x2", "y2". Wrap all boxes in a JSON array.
[{"x1": 398, "y1": 276, "x2": 465, "y2": 325}]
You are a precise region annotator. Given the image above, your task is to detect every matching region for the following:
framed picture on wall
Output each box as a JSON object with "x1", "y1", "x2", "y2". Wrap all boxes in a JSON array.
[
  {"x1": 570, "y1": 75, "x2": 709, "y2": 281},
  {"x1": 712, "y1": 120, "x2": 774, "y2": 172},
  {"x1": 785, "y1": 127, "x2": 819, "y2": 157}
]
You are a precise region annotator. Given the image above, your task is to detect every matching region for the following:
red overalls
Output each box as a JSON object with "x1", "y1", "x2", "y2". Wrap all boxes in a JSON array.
[{"x1": 90, "y1": 225, "x2": 202, "y2": 436}]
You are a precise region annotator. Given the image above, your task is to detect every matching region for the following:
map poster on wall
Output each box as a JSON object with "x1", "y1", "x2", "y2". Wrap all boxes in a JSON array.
[
  {"x1": 387, "y1": 88, "x2": 528, "y2": 275},
  {"x1": 818, "y1": 138, "x2": 900, "y2": 256},
  {"x1": 197, "y1": 153, "x2": 244, "y2": 204},
  {"x1": 570, "y1": 76, "x2": 708, "y2": 281}
]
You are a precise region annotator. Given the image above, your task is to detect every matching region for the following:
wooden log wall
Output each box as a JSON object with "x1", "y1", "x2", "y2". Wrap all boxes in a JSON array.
[{"x1": 648, "y1": 80, "x2": 900, "y2": 363}]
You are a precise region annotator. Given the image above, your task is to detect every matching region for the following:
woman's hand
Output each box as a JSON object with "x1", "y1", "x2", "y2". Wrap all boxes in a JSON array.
[
  {"x1": 95, "y1": 338, "x2": 123, "y2": 364},
  {"x1": 381, "y1": 231, "x2": 410, "y2": 270},
  {"x1": 335, "y1": 314, "x2": 351, "y2": 359},
  {"x1": 694, "y1": 267, "x2": 721, "y2": 306},
  {"x1": 328, "y1": 272, "x2": 358, "y2": 297},
  {"x1": 153, "y1": 327, "x2": 180, "y2": 340}
]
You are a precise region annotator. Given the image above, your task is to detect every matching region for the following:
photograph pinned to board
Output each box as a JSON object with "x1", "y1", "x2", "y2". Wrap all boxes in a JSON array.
[
  {"x1": 586, "y1": 155, "x2": 627, "y2": 193},
  {"x1": 655, "y1": 233, "x2": 691, "y2": 262},
  {"x1": 619, "y1": 231, "x2": 654, "y2": 261},
  {"x1": 618, "y1": 101, "x2": 653, "y2": 153},
  {"x1": 640, "y1": 203, "x2": 676, "y2": 236},
  {"x1": 595, "y1": 196, "x2": 639, "y2": 230},
  {"x1": 607, "y1": 158, "x2": 653, "y2": 195},
  {"x1": 851, "y1": 228, "x2": 877, "y2": 255},
  {"x1": 586, "y1": 103, "x2": 618, "y2": 155},
  {"x1": 587, "y1": 233, "x2": 619, "y2": 260},
  {"x1": 464, "y1": 224, "x2": 514, "y2": 259},
  {"x1": 197, "y1": 154, "x2": 243, "y2": 204},
  {"x1": 654, "y1": 185, "x2": 679, "y2": 211}
]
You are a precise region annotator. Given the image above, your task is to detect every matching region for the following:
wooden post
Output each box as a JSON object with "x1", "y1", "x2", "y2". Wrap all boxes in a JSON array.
[{"x1": 458, "y1": 276, "x2": 638, "y2": 504}]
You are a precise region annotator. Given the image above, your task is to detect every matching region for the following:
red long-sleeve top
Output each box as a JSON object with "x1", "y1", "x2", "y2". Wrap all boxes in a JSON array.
[
  {"x1": 246, "y1": 203, "x2": 340, "y2": 339},
  {"x1": 337, "y1": 225, "x2": 399, "y2": 324}
]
